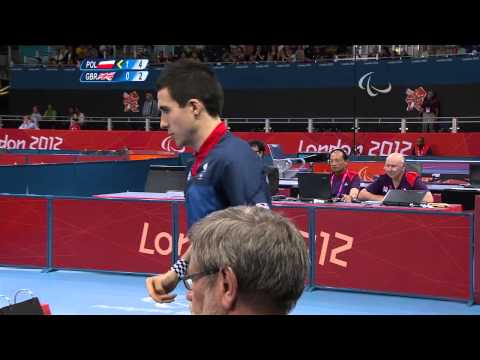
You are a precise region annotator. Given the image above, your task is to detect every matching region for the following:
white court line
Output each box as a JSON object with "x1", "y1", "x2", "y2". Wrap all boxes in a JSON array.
[
  {"x1": 141, "y1": 296, "x2": 189, "y2": 308},
  {"x1": 91, "y1": 297, "x2": 191, "y2": 314},
  {"x1": 92, "y1": 305, "x2": 180, "y2": 314},
  {"x1": 0, "y1": 267, "x2": 42, "y2": 272}
]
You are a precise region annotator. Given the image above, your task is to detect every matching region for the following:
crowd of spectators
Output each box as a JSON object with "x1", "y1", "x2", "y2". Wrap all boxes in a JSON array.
[
  {"x1": 9, "y1": 45, "x2": 480, "y2": 68},
  {"x1": 35, "y1": 45, "x2": 480, "y2": 68},
  {"x1": 16, "y1": 104, "x2": 85, "y2": 130}
]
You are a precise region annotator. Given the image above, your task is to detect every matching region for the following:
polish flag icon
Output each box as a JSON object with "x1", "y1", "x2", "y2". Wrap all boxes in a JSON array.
[{"x1": 96, "y1": 60, "x2": 116, "y2": 69}]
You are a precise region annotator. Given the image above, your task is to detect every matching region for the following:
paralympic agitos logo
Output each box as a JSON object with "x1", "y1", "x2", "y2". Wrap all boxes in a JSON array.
[
  {"x1": 358, "y1": 72, "x2": 392, "y2": 97},
  {"x1": 161, "y1": 135, "x2": 186, "y2": 153}
]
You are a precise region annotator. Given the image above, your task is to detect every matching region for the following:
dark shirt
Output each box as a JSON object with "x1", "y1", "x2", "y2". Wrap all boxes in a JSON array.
[
  {"x1": 422, "y1": 97, "x2": 440, "y2": 115},
  {"x1": 330, "y1": 170, "x2": 361, "y2": 198},
  {"x1": 185, "y1": 124, "x2": 271, "y2": 229},
  {"x1": 366, "y1": 172, "x2": 428, "y2": 196},
  {"x1": 412, "y1": 144, "x2": 433, "y2": 156}
]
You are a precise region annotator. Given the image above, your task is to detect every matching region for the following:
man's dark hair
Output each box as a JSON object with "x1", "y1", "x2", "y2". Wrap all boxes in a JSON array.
[
  {"x1": 330, "y1": 148, "x2": 349, "y2": 161},
  {"x1": 249, "y1": 140, "x2": 266, "y2": 153},
  {"x1": 156, "y1": 59, "x2": 224, "y2": 117}
]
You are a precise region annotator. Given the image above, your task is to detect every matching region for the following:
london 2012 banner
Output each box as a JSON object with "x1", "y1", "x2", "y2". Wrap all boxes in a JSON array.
[{"x1": 1, "y1": 129, "x2": 480, "y2": 156}]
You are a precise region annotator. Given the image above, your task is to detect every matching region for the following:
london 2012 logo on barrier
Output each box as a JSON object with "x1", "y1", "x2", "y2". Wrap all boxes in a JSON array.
[{"x1": 358, "y1": 72, "x2": 392, "y2": 97}]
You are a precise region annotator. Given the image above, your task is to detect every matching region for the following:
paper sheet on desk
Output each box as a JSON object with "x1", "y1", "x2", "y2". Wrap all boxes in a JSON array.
[
  {"x1": 427, "y1": 203, "x2": 450, "y2": 208},
  {"x1": 95, "y1": 191, "x2": 184, "y2": 200},
  {"x1": 148, "y1": 191, "x2": 185, "y2": 199},
  {"x1": 363, "y1": 200, "x2": 383, "y2": 205},
  {"x1": 164, "y1": 191, "x2": 184, "y2": 197}
]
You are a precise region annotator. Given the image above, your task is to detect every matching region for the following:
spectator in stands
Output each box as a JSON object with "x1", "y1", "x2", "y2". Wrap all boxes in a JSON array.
[
  {"x1": 277, "y1": 45, "x2": 288, "y2": 62},
  {"x1": 222, "y1": 48, "x2": 235, "y2": 63},
  {"x1": 368, "y1": 49, "x2": 379, "y2": 58},
  {"x1": 194, "y1": 45, "x2": 205, "y2": 61},
  {"x1": 400, "y1": 49, "x2": 409, "y2": 58},
  {"x1": 205, "y1": 45, "x2": 225, "y2": 63},
  {"x1": 64, "y1": 46, "x2": 76, "y2": 65},
  {"x1": 325, "y1": 46, "x2": 338, "y2": 59},
  {"x1": 182, "y1": 205, "x2": 309, "y2": 315},
  {"x1": 244, "y1": 45, "x2": 256, "y2": 62},
  {"x1": 142, "y1": 92, "x2": 158, "y2": 118},
  {"x1": 285, "y1": 46, "x2": 296, "y2": 62},
  {"x1": 267, "y1": 45, "x2": 279, "y2": 61},
  {"x1": 99, "y1": 45, "x2": 108, "y2": 59},
  {"x1": 73, "y1": 107, "x2": 85, "y2": 126},
  {"x1": 358, "y1": 153, "x2": 434, "y2": 203},
  {"x1": 420, "y1": 47, "x2": 430, "y2": 58},
  {"x1": 30, "y1": 106, "x2": 42, "y2": 129},
  {"x1": 380, "y1": 46, "x2": 392, "y2": 58},
  {"x1": 232, "y1": 46, "x2": 246, "y2": 63},
  {"x1": 54, "y1": 47, "x2": 66, "y2": 65},
  {"x1": 252, "y1": 46, "x2": 263, "y2": 62},
  {"x1": 67, "y1": 107, "x2": 75, "y2": 121},
  {"x1": 420, "y1": 90, "x2": 440, "y2": 132},
  {"x1": 411, "y1": 137, "x2": 433, "y2": 156},
  {"x1": 304, "y1": 45, "x2": 314, "y2": 60},
  {"x1": 314, "y1": 46, "x2": 326, "y2": 61},
  {"x1": 69, "y1": 118, "x2": 81, "y2": 130},
  {"x1": 75, "y1": 45, "x2": 88, "y2": 61},
  {"x1": 191, "y1": 50, "x2": 201, "y2": 63},
  {"x1": 295, "y1": 46, "x2": 309, "y2": 63},
  {"x1": 86, "y1": 46, "x2": 99, "y2": 59},
  {"x1": 43, "y1": 104, "x2": 57, "y2": 121},
  {"x1": 43, "y1": 104, "x2": 57, "y2": 129},
  {"x1": 157, "y1": 52, "x2": 168, "y2": 64},
  {"x1": 258, "y1": 45, "x2": 270, "y2": 61},
  {"x1": 173, "y1": 45, "x2": 184, "y2": 60},
  {"x1": 19, "y1": 115, "x2": 38, "y2": 130}
]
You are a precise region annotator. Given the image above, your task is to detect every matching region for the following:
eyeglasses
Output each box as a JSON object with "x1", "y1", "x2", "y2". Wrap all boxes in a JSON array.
[{"x1": 180, "y1": 268, "x2": 220, "y2": 291}]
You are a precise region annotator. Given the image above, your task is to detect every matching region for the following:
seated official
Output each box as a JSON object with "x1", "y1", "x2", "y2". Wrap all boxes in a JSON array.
[
  {"x1": 411, "y1": 137, "x2": 432, "y2": 156},
  {"x1": 249, "y1": 140, "x2": 266, "y2": 158},
  {"x1": 249, "y1": 140, "x2": 273, "y2": 166},
  {"x1": 329, "y1": 149, "x2": 361, "y2": 202},
  {"x1": 358, "y1": 152, "x2": 434, "y2": 203}
]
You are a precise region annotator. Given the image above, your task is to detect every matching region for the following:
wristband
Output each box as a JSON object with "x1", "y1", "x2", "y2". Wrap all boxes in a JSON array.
[{"x1": 170, "y1": 258, "x2": 189, "y2": 277}]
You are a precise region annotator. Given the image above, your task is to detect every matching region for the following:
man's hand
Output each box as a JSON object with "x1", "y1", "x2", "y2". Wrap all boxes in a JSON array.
[
  {"x1": 146, "y1": 270, "x2": 180, "y2": 303},
  {"x1": 342, "y1": 194, "x2": 353, "y2": 203}
]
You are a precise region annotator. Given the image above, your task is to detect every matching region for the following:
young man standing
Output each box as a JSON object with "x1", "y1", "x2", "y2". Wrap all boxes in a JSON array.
[{"x1": 146, "y1": 60, "x2": 271, "y2": 303}]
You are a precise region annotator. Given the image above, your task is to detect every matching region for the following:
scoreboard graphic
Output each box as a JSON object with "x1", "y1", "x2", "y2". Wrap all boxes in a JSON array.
[{"x1": 80, "y1": 59, "x2": 149, "y2": 83}]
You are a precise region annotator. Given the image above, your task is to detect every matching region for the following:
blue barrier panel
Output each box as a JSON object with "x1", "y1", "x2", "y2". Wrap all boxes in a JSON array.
[{"x1": 0, "y1": 158, "x2": 181, "y2": 196}]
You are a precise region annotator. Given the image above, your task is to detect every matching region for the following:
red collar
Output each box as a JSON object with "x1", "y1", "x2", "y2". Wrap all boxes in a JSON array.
[{"x1": 191, "y1": 121, "x2": 227, "y2": 176}]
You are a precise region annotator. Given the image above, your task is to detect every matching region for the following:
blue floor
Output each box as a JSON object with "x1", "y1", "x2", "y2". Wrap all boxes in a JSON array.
[{"x1": 1, "y1": 266, "x2": 480, "y2": 315}]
